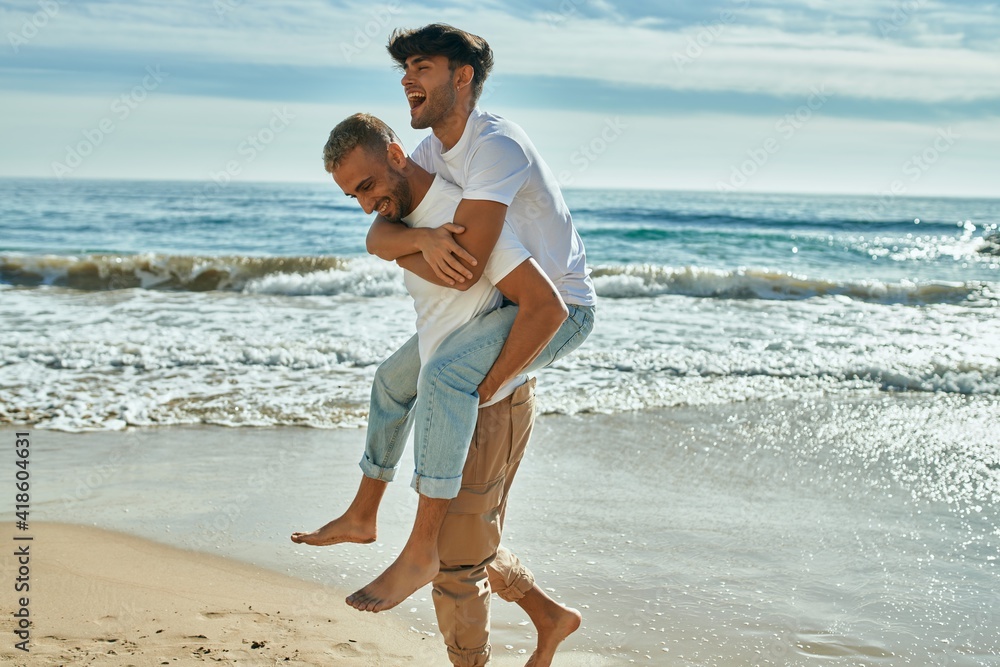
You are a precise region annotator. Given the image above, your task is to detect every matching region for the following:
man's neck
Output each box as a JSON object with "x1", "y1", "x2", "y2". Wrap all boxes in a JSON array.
[
  {"x1": 401, "y1": 160, "x2": 436, "y2": 218},
  {"x1": 432, "y1": 102, "x2": 475, "y2": 152}
]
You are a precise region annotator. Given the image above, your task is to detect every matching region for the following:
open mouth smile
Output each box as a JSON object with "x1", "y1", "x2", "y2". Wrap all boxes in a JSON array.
[{"x1": 407, "y1": 90, "x2": 426, "y2": 112}]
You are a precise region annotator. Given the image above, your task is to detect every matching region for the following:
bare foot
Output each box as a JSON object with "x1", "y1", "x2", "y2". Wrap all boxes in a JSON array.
[
  {"x1": 524, "y1": 603, "x2": 581, "y2": 667},
  {"x1": 290, "y1": 514, "x2": 376, "y2": 546},
  {"x1": 345, "y1": 547, "x2": 439, "y2": 613}
]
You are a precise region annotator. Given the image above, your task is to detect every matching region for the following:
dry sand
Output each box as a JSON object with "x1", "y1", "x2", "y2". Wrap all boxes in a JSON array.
[
  {"x1": 1, "y1": 522, "x2": 447, "y2": 666},
  {"x1": 1, "y1": 522, "x2": 612, "y2": 666}
]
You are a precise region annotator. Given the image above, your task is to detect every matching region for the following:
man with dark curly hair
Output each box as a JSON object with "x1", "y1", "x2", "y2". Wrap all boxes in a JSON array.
[{"x1": 293, "y1": 24, "x2": 595, "y2": 667}]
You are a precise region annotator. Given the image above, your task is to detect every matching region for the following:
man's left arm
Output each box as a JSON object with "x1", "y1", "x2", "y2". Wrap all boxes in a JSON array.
[
  {"x1": 449, "y1": 136, "x2": 533, "y2": 289},
  {"x1": 478, "y1": 259, "x2": 568, "y2": 404}
]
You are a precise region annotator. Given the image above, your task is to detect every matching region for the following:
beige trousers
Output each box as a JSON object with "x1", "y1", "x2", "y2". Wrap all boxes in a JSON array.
[{"x1": 432, "y1": 378, "x2": 537, "y2": 667}]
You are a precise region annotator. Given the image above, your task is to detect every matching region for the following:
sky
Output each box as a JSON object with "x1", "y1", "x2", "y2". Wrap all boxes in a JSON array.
[{"x1": 1, "y1": 0, "x2": 998, "y2": 195}]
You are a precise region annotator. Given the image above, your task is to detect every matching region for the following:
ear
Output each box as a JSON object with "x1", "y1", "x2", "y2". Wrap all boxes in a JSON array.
[
  {"x1": 386, "y1": 142, "x2": 407, "y2": 168},
  {"x1": 455, "y1": 64, "x2": 474, "y2": 91}
]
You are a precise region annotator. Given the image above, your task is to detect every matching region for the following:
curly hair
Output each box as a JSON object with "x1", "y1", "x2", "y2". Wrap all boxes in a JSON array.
[{"x1": 387, "y1": 23, "x2": 494, "y2": 103}]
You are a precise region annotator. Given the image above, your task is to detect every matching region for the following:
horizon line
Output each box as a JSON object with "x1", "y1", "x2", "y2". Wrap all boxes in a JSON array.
[{"x1": 1, "y1": 174, "x2": 998, "y2": 202}]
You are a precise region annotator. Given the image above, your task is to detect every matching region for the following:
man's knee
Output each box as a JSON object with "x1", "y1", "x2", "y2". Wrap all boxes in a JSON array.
[
  {"x1": 439, "y1": 510, "x2": 502, "y2": 569},
  {"x1": 373, "y1": 358, "x2": 417, "y2": 404},
  {"x1": 419, "y1": 306, "x2": 518, "y2": 395},
  {"x1": 419, "y1": 352, "x2": 488, "y2": 397},
  {"x1": 487, "y1": 547, "x2": 535, "y2": 602}
]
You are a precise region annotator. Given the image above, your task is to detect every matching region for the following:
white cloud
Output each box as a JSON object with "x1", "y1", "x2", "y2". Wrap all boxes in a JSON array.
[
  {"x1": 1, "y1": 88, "x2": 440, "y2": 183},
  {"x1": 5, "y1": 89, "x2": 997, "y2": 196},
  {"x1": 6, "y1": 0, "x2": 999, "y2": 104},
  {"x1": 485, "y1": 100, "x2": 1000, "y2": 195},
  {"x1": 2, "y1": 0, "x2": 998, "y2": 194}
]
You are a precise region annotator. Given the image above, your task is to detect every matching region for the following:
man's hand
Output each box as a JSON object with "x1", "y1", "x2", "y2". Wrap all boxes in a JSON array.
[
  {"x1": 478, "y1": 377, "x2": 502, "y2": 405},
  {"x1": 385, "y1": 199, "x2": 508, "y2": 290},
  {"x1": 418, "y1": 224, "x2": 477, "y2": 285}
]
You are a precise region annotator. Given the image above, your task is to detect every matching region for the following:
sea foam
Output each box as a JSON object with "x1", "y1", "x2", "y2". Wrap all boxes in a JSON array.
[{"x1": 4, "y1": 252, "x2": 994, "y2": 305}]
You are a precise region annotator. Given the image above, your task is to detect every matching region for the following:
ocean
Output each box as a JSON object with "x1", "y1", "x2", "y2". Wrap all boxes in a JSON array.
[
  {"x1": 1, "y1": 178, "x2": 997, "y2": 431},
  {"x1": 2, "y1": 178, "x2": 999, "y2": 664}
]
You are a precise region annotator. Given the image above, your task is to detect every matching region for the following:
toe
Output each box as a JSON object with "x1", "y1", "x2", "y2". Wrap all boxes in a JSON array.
[{"x1": 349, "y1": 590, "x2": 374, "y2": 611}]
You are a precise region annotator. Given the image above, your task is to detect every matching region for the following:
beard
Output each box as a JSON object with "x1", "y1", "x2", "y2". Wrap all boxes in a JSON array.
[
  {"x1": 410, "y1": 78, "x2": 458, "y2": 130},
  {"x1": 382, "y1": 171, "x2": 413, "y2": 223}
]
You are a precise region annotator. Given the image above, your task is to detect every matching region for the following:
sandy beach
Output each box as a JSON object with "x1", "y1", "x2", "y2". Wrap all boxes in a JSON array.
[
  {"x1": 0, "y1": 423, "x2": 626, "y2": 667},
  {"x1": 0, "y1": 522, "x2": 449, "y2": 666},
  {"x1": 0, "y1": 522, "x2": 617, "y2": 667}
]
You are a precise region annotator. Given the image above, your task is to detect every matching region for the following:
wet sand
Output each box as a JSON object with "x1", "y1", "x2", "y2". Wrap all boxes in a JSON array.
[{"x1": 2, "y1": 393, "x2": 997, "y2": 665}]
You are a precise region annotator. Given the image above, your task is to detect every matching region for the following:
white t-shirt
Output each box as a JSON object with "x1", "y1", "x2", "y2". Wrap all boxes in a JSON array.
[
  {"x1": 402, "y1": 175, "x2": 531, "y2": 407},
  {"x1": 411, "y1": 107, "x2": 597, "y2": 308}
]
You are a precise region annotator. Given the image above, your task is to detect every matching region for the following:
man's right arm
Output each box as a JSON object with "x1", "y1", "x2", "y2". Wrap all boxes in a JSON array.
[
  {"x1": 382, "y1": 198, "x2": 508, "y2": 289},
  {"x1": 366, "y1": 215, "x2": 477, "y2": 285},
  {"x1": 378, "y1": 133, "x2": 530, "y2": 290}
]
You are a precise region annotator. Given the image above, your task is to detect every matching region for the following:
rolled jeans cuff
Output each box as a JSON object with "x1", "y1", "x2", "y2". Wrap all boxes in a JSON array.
[
  {"x1": 359, "y1": 453, "x2": 397, "y2": 482},
  {"x1": 411, "y1": 471, "x2": 463, "y2": 499},
  {"x1": 446, "y1": 642, "x2": 491, "y2": 667}
]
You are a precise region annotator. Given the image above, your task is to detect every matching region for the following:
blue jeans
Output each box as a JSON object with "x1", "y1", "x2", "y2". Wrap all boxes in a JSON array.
[{"x1": 360, "y1": 303, "x2": 595, "y2": 499}]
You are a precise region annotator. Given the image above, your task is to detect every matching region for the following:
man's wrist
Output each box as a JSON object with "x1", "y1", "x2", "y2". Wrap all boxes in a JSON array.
[
  {"x1": 478, "y1": 380, "x2": 495, "y2": 401},
  {"x1": 478, "y1": 375, "x2": 503, "y2": 401},
  {"x1": 412, "y1": 227, "x2": 432, "y2": 254}
]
